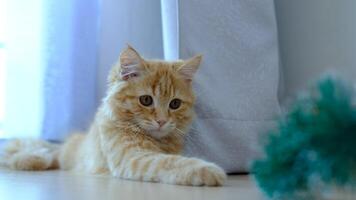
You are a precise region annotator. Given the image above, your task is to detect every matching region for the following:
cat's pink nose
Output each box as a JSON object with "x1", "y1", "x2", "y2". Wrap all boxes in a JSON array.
[{"x1": 156, "y1": 120, "x2": 167, "y2": 127}]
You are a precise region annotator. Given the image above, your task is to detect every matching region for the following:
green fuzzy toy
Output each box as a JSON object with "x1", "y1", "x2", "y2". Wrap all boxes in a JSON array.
[{"x1": 252, "y1": 77, "x2": 356, "y2": 198}]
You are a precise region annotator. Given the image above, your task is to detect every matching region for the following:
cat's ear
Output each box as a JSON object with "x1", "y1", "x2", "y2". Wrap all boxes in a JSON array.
[
  {"x1": 178, "y1": 55, "x2": 202, "y2": 81},
  {"x1": 119, "y1": 45, "x2": 145, "y2": 80}
]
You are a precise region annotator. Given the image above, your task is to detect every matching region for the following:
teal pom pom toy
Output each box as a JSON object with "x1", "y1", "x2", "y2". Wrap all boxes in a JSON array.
[{"x1": 252, "y1": 77, "x2": 356, "y2": 198}]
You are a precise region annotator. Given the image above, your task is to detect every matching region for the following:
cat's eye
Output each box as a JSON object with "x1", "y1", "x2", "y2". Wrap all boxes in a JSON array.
[
  {"x1": 139, "y1": 95, "x2": 153, "y2": 106},
  {"x1": 169, "y1": 99, "x2": 181, "y2": 110}
]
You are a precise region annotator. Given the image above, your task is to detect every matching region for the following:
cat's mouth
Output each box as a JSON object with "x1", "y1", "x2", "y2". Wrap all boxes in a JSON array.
[
  {"x1": 146, "y1": 125, "x2": 171, "y2": 138},
  {"x1": 147, "y1": 130, "x2": 170, "y2": 139},
  {"x1": 137, "y1": 122, "x2": 172, "y2": 139},
  {"x1": 145, "y1": 127, "x2": 169, "y2": 139}
]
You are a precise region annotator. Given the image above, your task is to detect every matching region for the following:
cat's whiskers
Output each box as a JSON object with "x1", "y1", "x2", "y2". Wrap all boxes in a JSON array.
[
  {"x1": 170, "y1": 128, "x2": 204, "y2": 154},
  {"x1": 174, "y1": 127, "x2": 185, "y2": 136},
  {"x1": 172, "y1": 128, "x2": 184, "y2": 138},
  {"x1": 173, "y1": 128, "x2": 196, "y2": 146},
  {"x1": 183, "y1": 127, "x2": 207, "y2": 149}
]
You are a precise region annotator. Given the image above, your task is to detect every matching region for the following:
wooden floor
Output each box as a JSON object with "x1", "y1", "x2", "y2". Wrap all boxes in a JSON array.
[{"x1": 0, "y1": 167, "x2": 264, "y2": 200}]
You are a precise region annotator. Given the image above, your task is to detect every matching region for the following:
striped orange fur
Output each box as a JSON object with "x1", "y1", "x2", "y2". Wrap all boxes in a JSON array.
[{"x1": 2, "y1": 46, "x2": 226, "y2": 186}]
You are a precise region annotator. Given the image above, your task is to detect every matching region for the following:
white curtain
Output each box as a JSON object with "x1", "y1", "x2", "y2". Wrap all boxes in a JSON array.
[
  {"x1": 2, "y1": 0, "x2": 178, "y2": 140},
  {"x1": 3, "y1": 0, "x2": 100, "y2": 140}
]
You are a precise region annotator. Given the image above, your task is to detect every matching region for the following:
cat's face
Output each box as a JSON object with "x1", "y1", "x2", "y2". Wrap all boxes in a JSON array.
[{"x1": 106, "y1": 46, "x2": 201, "y2": 139}]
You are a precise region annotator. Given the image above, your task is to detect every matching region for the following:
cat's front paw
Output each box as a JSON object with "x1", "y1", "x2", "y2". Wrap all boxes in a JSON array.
[{"x1": 177, "y1": 163, "x2": 227, "y2": 186}]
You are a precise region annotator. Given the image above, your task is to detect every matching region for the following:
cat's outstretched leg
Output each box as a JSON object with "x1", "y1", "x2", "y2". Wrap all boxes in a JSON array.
[
  {"x1": 119, "y1": 152, "x2": 227, "y2": 186},
  {"x1": 101, "y1": 134, "x2": 226, "y2": 186}
]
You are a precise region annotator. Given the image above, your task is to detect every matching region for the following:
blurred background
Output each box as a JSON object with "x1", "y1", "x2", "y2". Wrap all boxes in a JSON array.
[{"x1": 0, "y1": 0, "x2": 356, "y2": 141}]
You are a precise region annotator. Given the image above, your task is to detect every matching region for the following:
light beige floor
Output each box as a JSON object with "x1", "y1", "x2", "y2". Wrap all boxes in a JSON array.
[{"x1": 0, "y1": 167, "x2": 264, "y2": 200}]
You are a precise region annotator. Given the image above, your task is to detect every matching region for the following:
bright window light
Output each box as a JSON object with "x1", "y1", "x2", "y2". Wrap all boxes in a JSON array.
[
  {"x1": 0, "y1": 0, "x2": 6, "y2": 138},
  {"x1": 0, "y1": 0, "x2": 45, "y2": 138}
]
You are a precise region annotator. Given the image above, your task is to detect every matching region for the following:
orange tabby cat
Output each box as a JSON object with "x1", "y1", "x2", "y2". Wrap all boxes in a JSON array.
[{"x1": 1, "y1": 46, "x2": 226, "y2": 186}]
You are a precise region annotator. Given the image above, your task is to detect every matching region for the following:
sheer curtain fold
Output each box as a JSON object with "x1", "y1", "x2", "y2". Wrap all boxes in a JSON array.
[{"x1": 41, "y1": 0, "x2": 99, "y2": 140}]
